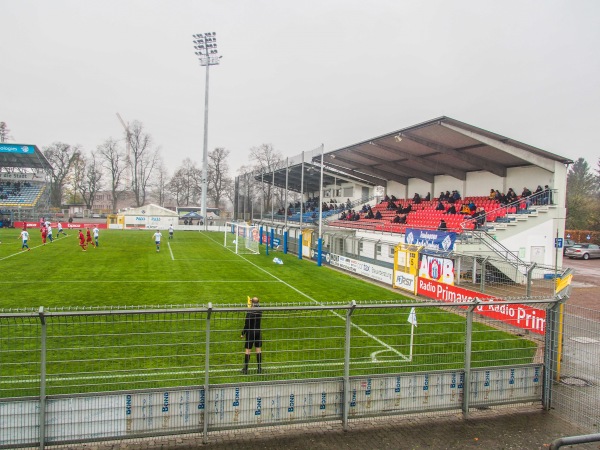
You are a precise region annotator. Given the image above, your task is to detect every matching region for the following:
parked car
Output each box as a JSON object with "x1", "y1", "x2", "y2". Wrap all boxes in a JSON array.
[
  {"x1": 564, "y1": 243, "x2": 600, "y2": 260},
  {"x1": 563, "y1": 238, "x2": 577, "y2": 255}
]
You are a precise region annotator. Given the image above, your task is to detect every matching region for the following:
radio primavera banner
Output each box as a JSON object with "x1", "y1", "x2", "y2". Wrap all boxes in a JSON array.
[{"x1": 417, "y1": 278, "x2": 546, "y2": 335}]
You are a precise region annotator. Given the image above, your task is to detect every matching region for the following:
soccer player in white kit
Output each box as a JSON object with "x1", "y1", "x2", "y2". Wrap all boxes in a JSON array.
[
  {"x1": 57, "y1": 222, "x2": 67, "y2": 236},
  {"x1": 153, "y1": 231, "x2": 162, "y2": 252},
  {"x1": 20, "y1": 228, "x2": 31, "y2": 251},
  {"x1": 93, "y1": 226, "x2": 100, "y2": 247}
]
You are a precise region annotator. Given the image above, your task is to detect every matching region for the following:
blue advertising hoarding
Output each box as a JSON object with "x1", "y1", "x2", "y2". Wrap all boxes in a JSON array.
[
  {"x1": 0, "y1": 144, "x2": 35, "y2": 154},
  {"x1": 404, "y1": 228, "x2": 457, "y2": 252}
]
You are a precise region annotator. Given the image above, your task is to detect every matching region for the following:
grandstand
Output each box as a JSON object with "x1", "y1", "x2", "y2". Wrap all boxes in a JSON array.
[
  {"x1": 249, "y1": 116, "x2": 571, "y2": 270},
  {"x1": 0, "y1": 143, "x2": 53, "y2": 225}
]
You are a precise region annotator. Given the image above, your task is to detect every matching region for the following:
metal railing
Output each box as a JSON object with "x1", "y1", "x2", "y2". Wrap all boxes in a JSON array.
[{"x1": 0, "y1": 300, "x2": 555, "y2": 448}]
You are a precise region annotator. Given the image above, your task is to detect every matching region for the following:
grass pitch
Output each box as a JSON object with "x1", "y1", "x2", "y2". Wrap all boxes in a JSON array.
[{"x1": 0, "y1": 227, "x2": 537, "y2": 394}]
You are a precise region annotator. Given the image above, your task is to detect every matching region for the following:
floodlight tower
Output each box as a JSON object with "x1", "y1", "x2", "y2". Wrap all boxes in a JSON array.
[{"x1": 192, "y1": 32, "x2": 221, "y2": 230}]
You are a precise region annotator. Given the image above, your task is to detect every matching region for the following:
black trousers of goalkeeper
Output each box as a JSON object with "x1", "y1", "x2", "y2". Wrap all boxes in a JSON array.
[{"x1": 242, "y1": 331, "x2": 262, "y2": 374}]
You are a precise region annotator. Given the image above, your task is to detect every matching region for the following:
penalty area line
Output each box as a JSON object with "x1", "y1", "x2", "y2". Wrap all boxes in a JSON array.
[{"x1": 205, "y1": 233, "x2": 410, "y2": 363}]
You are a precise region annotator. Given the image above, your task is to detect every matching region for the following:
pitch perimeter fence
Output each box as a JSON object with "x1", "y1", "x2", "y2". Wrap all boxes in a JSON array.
[{"x1": 0, "y1": 299, "x2": 566, "y2": 448}]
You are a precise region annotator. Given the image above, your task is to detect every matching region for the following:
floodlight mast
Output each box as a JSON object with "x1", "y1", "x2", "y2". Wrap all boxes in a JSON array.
[{"x1": 192, "y1": 32, "x2": 221, "y2": 230}]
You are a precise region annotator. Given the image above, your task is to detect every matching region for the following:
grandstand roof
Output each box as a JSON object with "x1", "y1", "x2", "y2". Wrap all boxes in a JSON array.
[
  {"x1": 314, "y1": 116, "x2": 573, "y2": 185},
  {"x1": 255, "y1": 162, "x2": 383, "y2": 194},
  {"x1": 0, "y1": 143, "x2": 53, "y2": 171}
]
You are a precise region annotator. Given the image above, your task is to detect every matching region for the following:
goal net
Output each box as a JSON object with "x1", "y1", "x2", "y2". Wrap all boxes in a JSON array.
[{"x1": 224, "y1": 222, "x2": 260, "y2": 255}]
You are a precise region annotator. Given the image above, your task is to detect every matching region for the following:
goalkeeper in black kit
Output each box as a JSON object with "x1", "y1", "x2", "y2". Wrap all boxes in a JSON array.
[{"x1": 241, "y1": 297, "x2": 263, "y2": 374}]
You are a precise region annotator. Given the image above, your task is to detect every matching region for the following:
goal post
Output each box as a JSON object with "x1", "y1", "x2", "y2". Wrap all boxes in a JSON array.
[{"x1": 224, "y1": 222, "x2": 260, "y2": 255}]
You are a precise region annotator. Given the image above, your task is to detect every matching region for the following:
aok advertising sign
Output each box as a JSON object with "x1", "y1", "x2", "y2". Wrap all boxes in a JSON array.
[{"x1": 417, "y1": 278, "x2": 546, "y2": 335}]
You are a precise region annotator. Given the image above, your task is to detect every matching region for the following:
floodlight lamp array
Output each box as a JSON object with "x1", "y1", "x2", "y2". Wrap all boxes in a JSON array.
[{"x1": 193, "y1": 32, "x2": 218, "y2": 56}]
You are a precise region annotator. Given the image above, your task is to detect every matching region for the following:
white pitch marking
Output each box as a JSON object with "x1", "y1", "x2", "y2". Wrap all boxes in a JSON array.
[
  {"x1": 0, "y1": 359, "x2": 396, "y2": 385},
  {"x1": 0, "y1": 280, "x2": 279, "y2": 284},
  {"x1": 0, "y1": 234, "x2": 70, "y2": 261},
  {"x1": 206, "y1": 233, "x2": 410, "y2": 362}
]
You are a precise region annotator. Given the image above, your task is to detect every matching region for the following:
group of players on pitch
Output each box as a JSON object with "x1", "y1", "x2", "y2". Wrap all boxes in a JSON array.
[{"x1": 12, "y1": 221, "x2": 99, "y2": 252}]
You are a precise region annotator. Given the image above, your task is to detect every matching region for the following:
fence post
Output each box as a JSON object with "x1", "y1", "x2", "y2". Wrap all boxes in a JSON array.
[
  {"x1": 462, "y1": 302, "x2": 477, "y2": 418},
  {"x1": 342, "y1": 300, "x2": 356, "y2": 431},
  {"x1": 543, "y1": 300, "x2": 560, "y2": 410},
  {"x1": 203, "y1": 303, "x2": 212, "y2": 443},
  {"x1": 38, "y1": 307, "x2": 47, "y2": 450},
  {"x1": 526, "y1": 263, "x2": 536, "y2": 298}
]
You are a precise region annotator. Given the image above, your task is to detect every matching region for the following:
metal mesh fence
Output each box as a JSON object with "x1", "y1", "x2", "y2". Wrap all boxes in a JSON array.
[
  {"x1": 0, "y1": 303, "x2": 550, "y2": 396},
  {"x1": 0, "y1": 301, "x2": 556, "y2": 447},
  {"x1": 547, "y1": 304, "x2": 600, "y2": 432}
]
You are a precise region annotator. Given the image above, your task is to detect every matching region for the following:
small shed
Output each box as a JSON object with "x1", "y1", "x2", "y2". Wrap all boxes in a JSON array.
[{"x1": 115, "y1": 204, "x2": 178, "y2": 229}]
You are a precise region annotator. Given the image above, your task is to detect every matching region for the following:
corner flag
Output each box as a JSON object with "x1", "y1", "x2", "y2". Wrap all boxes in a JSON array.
[{"x1": 408, "y1": 307, "x2": 417, "y2": 327}]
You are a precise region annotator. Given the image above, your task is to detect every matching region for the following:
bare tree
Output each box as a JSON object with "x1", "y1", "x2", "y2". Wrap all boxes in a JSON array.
[
  {"x1": 235, "y1": 165, "x2": 261, "y2": 220},
  {"x1": 79, "y1": 153, "x2": 103, "y2": 210},
  {"x1": 208, "y1": 147, "x2": 233, "y2": 209},
  {"x1": 151, "y1": 159, "x2": 169, "y2": 207},
  {"x1": 98, "y1": 138, "x2": 127, "y2": 213},
  {"x1": 167, "y1": 158, "x2": 201, "y2": 206},
  {"x1": 127, "y1": 121, "x2": 159, "y2": 207},
  {"x1": 43, "y1": 142, "x2": 81, "y2": 207},
  {"x1": 249, "y1": 144, "x2": 284, "y2": 212},
  {"x1": 0, "y1": 122, "x2": 12, "y2": 143}
]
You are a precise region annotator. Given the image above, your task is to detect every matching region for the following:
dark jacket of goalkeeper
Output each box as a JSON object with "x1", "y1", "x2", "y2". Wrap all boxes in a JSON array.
[{"x1": 241, "y1": 297, "x2": 263, "y2": 374}]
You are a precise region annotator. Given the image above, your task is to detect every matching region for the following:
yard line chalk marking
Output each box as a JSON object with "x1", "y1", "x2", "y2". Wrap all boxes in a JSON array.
[
  {"x1": 168, "y1": 241, "x2": 175, "y2": 260},
  {"x1": 207, "y1": 233, "x2": 410, "y2": 362}
]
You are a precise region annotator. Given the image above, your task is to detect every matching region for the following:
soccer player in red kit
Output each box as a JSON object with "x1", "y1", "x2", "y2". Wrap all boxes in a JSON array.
[
  {"x1": 78, "y1": 230, "x2": 87, "y2": 251},
  {"x1": 41, "y1": 225, "x2": 48, "y2": 245},
  {"x1": 86, "y1": 227, "x2": 95, "y2": 248}
]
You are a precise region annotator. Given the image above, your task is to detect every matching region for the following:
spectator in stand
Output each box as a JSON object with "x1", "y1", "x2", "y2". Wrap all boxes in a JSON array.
[
  {"x1": 392, "y1": 213, "x2": 401, "y2": 223},
  {"x1": 425, "y1": 192, "x2": 431, "y2": 201},
  {"x1": 459, "y1": 204, "x2": 471, "y2": 215},
  {"x1": 439, "y1": 191, "x2": 447, "y2": 201},
  {"x1": 375, "y1": 210, "x2": 382, "y2": 220},
  {"x1": 474, "y1": 207, "x2": 486, "y2": 229},
  {"x1": 533, "y1": 185, "x2": 544, "y2": 204},
  {"x1": 365, "y1": 206, "x2": 374, "y2": 219},
  {"x1": 346, "y1": 199, "x2": 352, "y2": 209},
  {"x1": 506, "y1": 188, "x2": 517, "y2": 203},
  {"x1": 340, "y1": 211, "x2": 347, "y2": 220},
  {"x1": 521, "y1": 186, "x2": 532, "y2": 198},
  {"x1": 543, "y1": 185, "x2": 552, "y2": 205},
  {"x1": 435, "y1": 200, "x2": 445, "y2": 211},
  {"x1": 468, "y1": 200, "x2": 477, "y2": 214},
  {"x1": 489, "y1": 189, "x2": 496, "y2": 200},
  {"x1": 413, "y1": 193, "x2": 422, "y2": 204},
  {"x1": 437, "y1": 219, "x2": 448, "y2": 231},
  {"x1": 445, "y1": 204, "x2": 457, "y2": 215},
  {"x1": 451, "y1": 190, "x2": 461, "y2": 202},
  {"x1": 380, "y1": 194, "x2": 390, "y2": 204},
  {"x1": 496, "y1": 190, "x2": 507, "y2": 205},
  {"x1": 387, "y1": 199, "x2": 396, "y2": 210},
  {"x1": 399, "y1": 203, "x2": 412, "y2": 214}
]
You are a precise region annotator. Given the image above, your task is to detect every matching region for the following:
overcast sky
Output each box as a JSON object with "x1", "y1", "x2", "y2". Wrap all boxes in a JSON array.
[{"x1": 2, "y1": 0, "x2": 599, "y2": 177}]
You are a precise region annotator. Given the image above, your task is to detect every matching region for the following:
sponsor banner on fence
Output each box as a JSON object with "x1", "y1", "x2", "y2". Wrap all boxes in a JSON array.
[
  {"x1": 394, "y1": 272, "x2": 416, "y2": 293},
  {"x1": 329, "y1": 254, "x2": 393, "y2": 285},
  {"x1": 405, "y1": 228, "x2": 457, "y2": 251},
  {"x1": 1, "y1": 367, "x2": 543, "y2": 446},
  {"x1": 14, "y1": 221, "x2": 108, "y2": 229},
  {"x1": 417, "y1": 278, "x2": 546, "y2": 335},
  {"x1": 418, "y1": 254, "x2": 455, "y2": 285}
]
